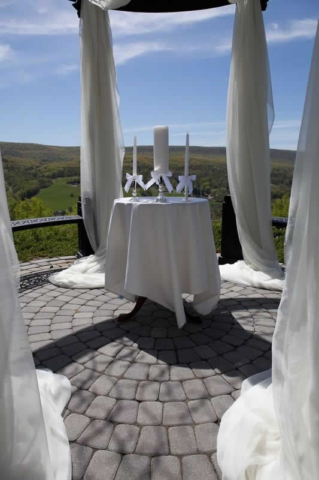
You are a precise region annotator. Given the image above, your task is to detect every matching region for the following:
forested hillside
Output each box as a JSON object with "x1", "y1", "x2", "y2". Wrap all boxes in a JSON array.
[
  {"x1": 1, "y1": 141, "x2": 295, "y2": 203},
  {"x1": 1, "y1": 141, "x2": 294, "y2": 262}
]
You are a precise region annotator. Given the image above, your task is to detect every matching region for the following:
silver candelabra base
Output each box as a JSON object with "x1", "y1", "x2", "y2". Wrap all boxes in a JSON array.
[
  {"x1": 130, "y1": 181, "x2": 138, "y2": 202},
  {"x1": 155, "y1": 180, "x2": 168, "y2": 203},
  {"x1": 155, "y1": 175, "x2": 169, "y2": 203}
]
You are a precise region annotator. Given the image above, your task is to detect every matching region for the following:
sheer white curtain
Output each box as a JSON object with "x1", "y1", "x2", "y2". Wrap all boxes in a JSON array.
[
  {"x1": 0, "y1": 151, "x2": 71, "y2": 480},
  {"x1": 217, "y1": 22, "x2": 319, "y2": 479},
  {"x1": 219, "y1": 0, "x2": 284, "y2": 291},
  {"x1": 50, "y1": 0, "x2": 129, "y2": 289}
]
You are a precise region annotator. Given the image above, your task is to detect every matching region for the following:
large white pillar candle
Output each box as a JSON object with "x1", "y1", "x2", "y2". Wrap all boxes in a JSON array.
[
  {"x1": 153, "y1": 125, "x2": 169, "y2": 173},
  {"x1": 184, "y1": 133, "x2": 189, "y2": 176},
  {"x1": 133, "y1": 136, "x2": 137, "y2": 175}
]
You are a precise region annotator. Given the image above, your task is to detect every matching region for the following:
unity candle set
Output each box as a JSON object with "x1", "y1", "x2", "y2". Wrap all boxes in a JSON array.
[{"x1": 125, "y1": 126, "x2": 196, "y2": 203}]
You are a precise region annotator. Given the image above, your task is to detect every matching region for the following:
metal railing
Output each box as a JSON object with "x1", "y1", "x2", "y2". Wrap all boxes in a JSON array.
[
  {"x1": 219, "y1": 195, "x2": 287, "y2": 264},
  {"x1": 11, "y1": 196, "x2": 94, "y2": 258},
  {"x1": 10, "y1": 194, "x2": 287, "y2": 263}
]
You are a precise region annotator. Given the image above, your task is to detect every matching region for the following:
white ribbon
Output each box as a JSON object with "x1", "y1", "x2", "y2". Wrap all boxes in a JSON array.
[
  {"x1": 145, "y1": 172, "x2": 174, "y2": 193},
  {"x1": 176, "y1": 175, "x2": 196, "y2": 194},
  {"x1": 124, "y1": 173, "x2": 145, "y2": 193}
]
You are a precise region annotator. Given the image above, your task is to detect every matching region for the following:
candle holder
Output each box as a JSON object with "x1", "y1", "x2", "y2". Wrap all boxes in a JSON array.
[
  {"x1": 145, "y1": 171, "x2": 173, "y2": 202},
  {"x1": 131, "y1": 180, "x2": 138, "y2": 202},
  {"x1": 156, "y1": 177, "x2": 168, "y2": 203},
  {"x1": 124, "y1": 173, "x2": 145, "y2": 200},
  {"x1": 184, "y1": 184, "x2": 189, "y2": 202},
  {"x1": 176, "y1": 174, "x2": 196, "y2": 202}
]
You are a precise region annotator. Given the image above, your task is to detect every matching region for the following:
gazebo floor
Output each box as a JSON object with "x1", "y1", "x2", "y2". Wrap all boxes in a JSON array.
[{"x1": 20, "y1": 256, "x2": 280, "y2": 480}]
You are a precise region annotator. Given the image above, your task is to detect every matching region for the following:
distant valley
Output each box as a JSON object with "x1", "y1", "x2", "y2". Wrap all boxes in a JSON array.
[{"x1": 1, "y1": 141, "x2": 295, "y2": 213}]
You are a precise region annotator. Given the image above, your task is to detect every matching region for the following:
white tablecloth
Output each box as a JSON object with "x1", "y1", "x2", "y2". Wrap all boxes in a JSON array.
[{"x1": 105, "y1": 197, "x2": 221, "y2": 328}]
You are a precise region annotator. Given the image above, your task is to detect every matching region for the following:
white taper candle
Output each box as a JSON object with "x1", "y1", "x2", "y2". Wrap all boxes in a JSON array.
[
  {"x1": 184, "y1": 133, "x2": 189, "y2": 177},
  {"x1": 154, "y1": 126, "x2": 169, "y2": 173},
  {"x1": 133, "y1": 136, "x2": 137, "y2": 176}
]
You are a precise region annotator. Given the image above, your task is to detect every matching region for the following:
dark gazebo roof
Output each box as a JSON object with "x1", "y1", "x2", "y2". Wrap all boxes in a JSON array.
[{"x1": 69, "y1": 0, "x2": 269, "y2": 16}]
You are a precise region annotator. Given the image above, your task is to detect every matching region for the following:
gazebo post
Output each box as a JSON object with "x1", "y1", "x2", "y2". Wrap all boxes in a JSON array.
[
  {"x1": 77, "y1": 196, "x2": 94, "y2": 258},
  {"x1": 219, "y1": 195, "x2": 243, "y2": 265}
]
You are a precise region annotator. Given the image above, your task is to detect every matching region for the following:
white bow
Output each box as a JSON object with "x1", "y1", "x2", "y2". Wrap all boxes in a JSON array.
[
  {"x1": 124, "y1": 173, "x2": 145, "y2": 193},
  {"x1": 176, "y1": 175, "x2": 196, "y2": 194},
  {"x1": 145, "y1": 172, "x2": 174, "y2": 193}
]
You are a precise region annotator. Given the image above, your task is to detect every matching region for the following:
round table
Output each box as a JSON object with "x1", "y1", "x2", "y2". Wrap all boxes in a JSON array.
[{"x1": 104, "y1": 197, "x2": 221, "y2": 328}]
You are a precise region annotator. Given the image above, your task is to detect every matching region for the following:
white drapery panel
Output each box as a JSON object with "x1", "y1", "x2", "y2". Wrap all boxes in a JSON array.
[
  {"x1": 219, "y1": 0, "x2": 284, "y2": 291},
  {"x1": 217, "y1": 22, "x2": 319, "y2": 480},
  {"x1": 0, "y1": 152, "x2": 71, "y2": 480},
  {"x1": 50, "y1": 0, "x2": 126, "y2": 288}
]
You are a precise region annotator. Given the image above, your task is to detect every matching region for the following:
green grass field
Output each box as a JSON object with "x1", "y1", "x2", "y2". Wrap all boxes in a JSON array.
[{"x1": 37, "y1": 177, "x2": 80, "y2": 211}]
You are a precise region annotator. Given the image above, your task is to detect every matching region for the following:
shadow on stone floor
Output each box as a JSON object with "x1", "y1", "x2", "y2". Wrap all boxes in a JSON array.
[
  {"x1": 20, "y1": 263, "x2": 280, "y2": 479},
  {"x1": 31, "y1": 297, "x2": 273, "y2": 384}
]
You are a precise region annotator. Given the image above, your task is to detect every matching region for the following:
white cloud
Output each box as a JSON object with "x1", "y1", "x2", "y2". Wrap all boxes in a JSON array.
[
  {"x1": 0, "y1": 10, "x2": 79, "y2": 36},
  {"x1": 171, "y1": 130, "x2": 225, "y2": 137},
  {"x1": 0, "y1": 43, "x2": 14, "y2": 61},
  {"x1": 272, "y1": 120, "x2": 301, "y2": 130},
  {"x1": 124, "y1": 121, "x2": 225, "y2": 133},
  {"x1": 266, "y1": 19, "x2": 318, "y2": 44},
  {"x1": 0, "y1": 3, "x2": 234, "y2": 37},
  {"x1": 114, "y1": 41, "x2": 171, "y2": 65},
  {"x1": 110, "y1": 6, "x2": 235, "y2": 37},
  {"x1": 212, "y1": 18, "x2": 318, "y2": 56},
  {"x1": 125, "y1": 119, "x2": 301, "y2": 148},
  {"x1": 270, "y1": 119, "x2": 301, "y2": 150},
  {"x1": 55, "y1": 63, "x2": 78, "y2": 75}
]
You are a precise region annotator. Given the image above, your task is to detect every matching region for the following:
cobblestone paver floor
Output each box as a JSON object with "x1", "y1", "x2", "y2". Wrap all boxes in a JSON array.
[{"x1": 20, "y1": 257, "x2": 280, "y2": 480}]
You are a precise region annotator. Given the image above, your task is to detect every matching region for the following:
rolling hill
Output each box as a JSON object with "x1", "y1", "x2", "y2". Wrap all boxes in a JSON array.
[{"x1": 1, "y1": 141, "x2": 295, "y2": 211}]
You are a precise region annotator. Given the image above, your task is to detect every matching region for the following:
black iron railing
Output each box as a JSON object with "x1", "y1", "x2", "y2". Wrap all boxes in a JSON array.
[
  {"x1": 11, "y1": 196, "x2": 94, "y2": 258},
  {"x1": 219, "y1": 195, "x2": 288, "y2": 264},
  {"x1": 11, "y1": 194, "x2": 286, "y2": 263}
]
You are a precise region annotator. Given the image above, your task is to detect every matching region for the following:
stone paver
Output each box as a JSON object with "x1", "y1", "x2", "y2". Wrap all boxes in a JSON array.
[
  {"x1": 124, "y1": 363, "x2": 149, "y2": 380},
  {"x1": 71, "y1": 369, "x2": 100, "y2": 390},
  {"x1": 211, "y1": 452, "x2": 223, "y2": 480},
  {"x1": 149, "y1": 365, "x2": 169, "y2": 381},
  {"x1": 109, "y1": 424, "x2": 140, "y2": 454},
  {"x1": 71, "y1": 443, "x2": 93, "y2": 480},
  {"x1": 22, "y1": 258, "x2": 280, "y2": 480},
  {"x1": 163, "y1": 402, "x2": 192, "y2": 426},
  {"x1": 190, "y1": 360, "x2": 215, "y2": 378},
  {"x1": 195, "y1": 423, "x2": 219, "y2": 452},
  {"x1": 159, "y1": 382, "x2": 186, "y2": 401},
  {"x1": 183, "y1": 379, "x2": 209, "y2": 400},
  {"x1": 68, "y1": 390, "x2": 95, "y2": 414},
  {"x1": 78, "y1": 420, "x2": 114, "y2": 449},
  {"x1": 137, "y1": 401, "x2": 163, "y2": 426},
  {"x1": 105, "y1": 360, "x2": 130, "y2": 377},
  {"x1": 204, "y1": 375, "x2": 234, "y2": 397},
  {"x1": 89, "y1": 375, "x2": 117, "y2": 396},
  {"x1": 136, "y1": 381, "x2": 160, "y2": 401},
  {"x1": 136, "y1": 426, "x2": 169, "y2": 456},
  {"x1": 109, "y1": 379, "x2": 138, "y2": 400},
  {"x1": 170, "y1": 365, "x2": 195, "y2": 381},
  {"x1": 84, "y1": 354, "x2": 113, "y2": 372},
  {"x1": 169, "y1": 426, "x2": 197, "y2": 455},
  {"x1": 211, "y1": 395, "x2": 235, "y2": 420},
  {"x1": 108, "y1": 400, "x2": 139, "y2": 424},
  {"x1": 86, "y1": 396, "x2": 116, "y2": 419},
  {"x1": 182, "y1": 455, "x2": 218, "y2": 480},
  {"x1": 115, "y1": 455, "x2": 150, "y2": 480},
  {"x1": 151, "y1": 456, "x2": 182, "y2": 480},
  {"x1": 65, "y1": 413, "x2": 91, "y2": 441},
  {"x1": 84, "y1": 451, "x2": 121, "y2": 480},
  {"x1": 188, "y1": 399, "x2": 218, "y2": 424}
]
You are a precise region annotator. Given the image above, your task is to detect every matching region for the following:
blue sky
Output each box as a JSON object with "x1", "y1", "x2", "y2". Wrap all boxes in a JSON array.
[{"x1": 0, "y1": 0, "x2": 318, "y2": 150}]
